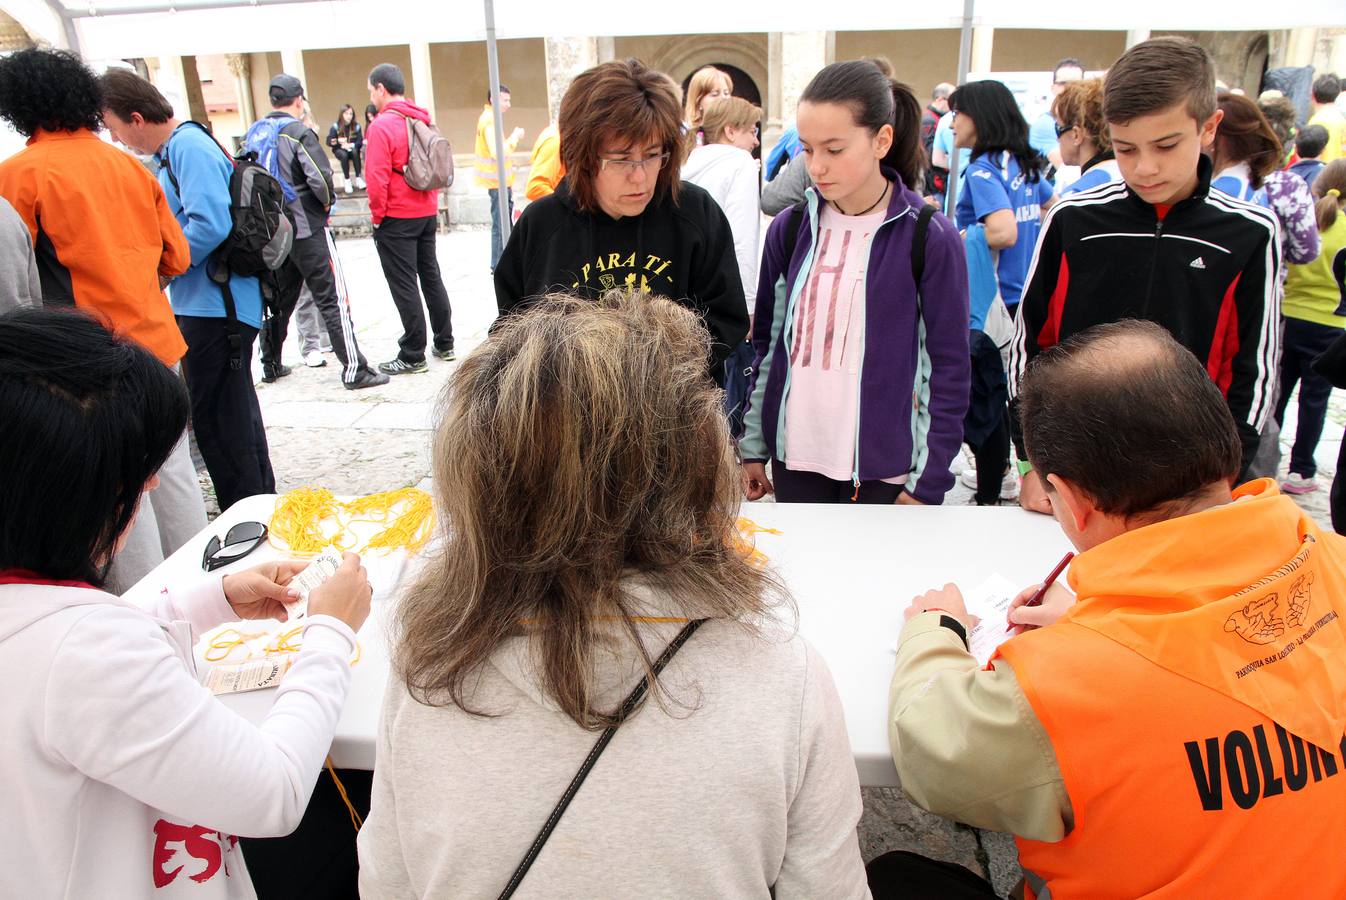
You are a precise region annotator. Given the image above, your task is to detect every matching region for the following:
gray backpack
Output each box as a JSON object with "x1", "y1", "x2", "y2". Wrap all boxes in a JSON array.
[{"x1": 395, "y1": 113, "x2": 454, "y2": 192}]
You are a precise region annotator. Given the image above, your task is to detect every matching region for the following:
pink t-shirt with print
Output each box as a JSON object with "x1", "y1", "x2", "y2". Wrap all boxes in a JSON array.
[{"x1": 782, "y1": 203, "x2": 904, "y2": 484}]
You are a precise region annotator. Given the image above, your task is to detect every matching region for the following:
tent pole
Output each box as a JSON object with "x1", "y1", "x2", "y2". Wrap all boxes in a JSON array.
[
  {"x1": 484, "y1": 0, "x2": 512, "y2": 250},
  {"x1": 945, "y1": 0, "x2": 976, "y2": 218}
]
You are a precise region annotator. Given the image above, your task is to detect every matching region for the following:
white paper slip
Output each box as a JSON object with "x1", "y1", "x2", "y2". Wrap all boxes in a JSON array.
[
  {"x1": 205, "y1": 656, "x2": 294, "y2": 695},
  {"x1": 964, "y1": 573, "x2": 1020, "y2": 666},
  {"x1": 285, "y1": 547, "x2": 344, "y2": 619}
]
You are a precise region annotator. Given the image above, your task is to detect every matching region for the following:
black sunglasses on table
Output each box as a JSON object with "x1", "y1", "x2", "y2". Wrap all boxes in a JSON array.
[{"x1": 202, "y1": 521, "x2": 268, "y2": 572}]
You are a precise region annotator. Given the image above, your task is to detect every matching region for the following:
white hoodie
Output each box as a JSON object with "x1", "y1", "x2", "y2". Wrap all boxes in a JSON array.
[
  {"x1": 0, "y1": 575, "x2": 357, "y2": 900},
  {"x1": 682, "y1": 143, "x2": 762, "y2": 309},
  {"x1": 358, "y1": 583, "x2": 871, "y2": 899}
]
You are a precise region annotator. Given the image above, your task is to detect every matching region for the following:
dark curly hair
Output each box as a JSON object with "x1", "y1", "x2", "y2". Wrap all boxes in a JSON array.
[{"x1": 0, "y1": 49, "x2": 103, "y2": 137}]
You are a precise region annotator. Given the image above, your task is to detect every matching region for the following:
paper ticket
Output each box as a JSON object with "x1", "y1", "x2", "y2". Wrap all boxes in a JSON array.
[
  {"x1": 285, "y1": 547, "x2": 343, "y2": 619},
  {"x1": 205, "y1": 656, "x2": 294, "y2": 695}
]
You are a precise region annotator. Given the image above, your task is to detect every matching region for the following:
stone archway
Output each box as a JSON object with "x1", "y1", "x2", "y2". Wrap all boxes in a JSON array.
[
  {"x1": 643, "y1": 35, "x2": 769, "y2": 111},
  {"x1": 1241, "y1": 33, "x2": 1270, "y2": 95},
  {"x1": 679, "y1": 63, "x2": 762, "y2": 111}
]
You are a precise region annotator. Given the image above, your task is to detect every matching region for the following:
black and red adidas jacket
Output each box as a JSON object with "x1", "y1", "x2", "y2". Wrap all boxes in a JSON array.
[{"x1": 1009, "y1": 155, "x2": 1281, "y2": 475}]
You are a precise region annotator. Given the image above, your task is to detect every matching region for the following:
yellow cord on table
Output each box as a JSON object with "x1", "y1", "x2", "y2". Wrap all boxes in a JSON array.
[
  {"x1": 733, "y1": 516, "x2": 782, "y2": 569},
  {"x1": 269, "y1": 486, "x2": 434, "y2": 556},
  {"x1": 204, "y1": 626, "x2": 361, "y2": 666}
]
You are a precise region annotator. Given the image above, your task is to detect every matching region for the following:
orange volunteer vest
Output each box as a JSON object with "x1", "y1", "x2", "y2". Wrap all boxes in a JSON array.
[{"x1": 996, "y1": 480, "x2": 1346, "y2": 899}]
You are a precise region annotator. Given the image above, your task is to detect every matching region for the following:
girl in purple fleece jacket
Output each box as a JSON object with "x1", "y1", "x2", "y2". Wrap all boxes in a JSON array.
[{"x1": 740, "y1": 62, "x2": 970, "y2": 505}]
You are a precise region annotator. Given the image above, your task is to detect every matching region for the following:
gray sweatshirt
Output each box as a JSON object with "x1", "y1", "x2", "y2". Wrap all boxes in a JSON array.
[
  {"x1": 0, "y1": 196, "x2": 40, "y2": 312},
  {"x1": 358, "y1": 585, "x2": 871, "y2": 900},
  {"x1": 761, "y1": 154, "x2": 813, "y2": 217}
]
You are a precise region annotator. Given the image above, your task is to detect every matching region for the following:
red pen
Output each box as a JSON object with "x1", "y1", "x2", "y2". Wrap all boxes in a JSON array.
[{"x1": 1008, "y1": 551, "x2": 1075, "y2": 633}]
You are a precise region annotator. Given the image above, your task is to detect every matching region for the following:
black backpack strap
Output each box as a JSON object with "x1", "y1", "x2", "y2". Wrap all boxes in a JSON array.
[
  {"x1": 781, "y1": 200, "x2": 807, "y2": 267},
  {"x1": 207, "y1": 259, "x2": 243, "y2": 370},
  {"x1": 161, "y1": 121, "x2": 233, "y2": 200},
  {"x1": 161, "y1": 121, "x2": 243, "y2": 370},
  {"x1": 910, "y1": 204, "x2": 936, "y2": 320},
  {"x1": 497, "y1": 618, "x2": 706, "y2": 900}
]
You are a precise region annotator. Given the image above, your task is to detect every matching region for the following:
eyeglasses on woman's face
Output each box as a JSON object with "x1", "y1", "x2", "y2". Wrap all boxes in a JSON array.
[
  {"x1": 599, "y1": 152, "x2": 670, "y2": 175},
  {"x1": 1055, "y1": 120, "x2": 1074, "y2": 138}
]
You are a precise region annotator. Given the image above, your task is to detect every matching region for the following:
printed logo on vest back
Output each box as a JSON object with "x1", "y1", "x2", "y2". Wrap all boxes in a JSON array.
[{"x1": 1190, "y1": 257, "x2": 1207, "y2": 269}]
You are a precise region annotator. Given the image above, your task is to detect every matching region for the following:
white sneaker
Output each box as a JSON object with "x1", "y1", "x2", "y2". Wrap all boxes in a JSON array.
[
  {"x1": 1282, "y1": 472, "x2": 1319, "y2": 494},
  {"x1": 304, "y1": 350, "x2": 327, "y2": 368},
  {"x1": 355, "y1": 176, "x2": 366, "y2": 189},
  {"x1": 960, "y1": 466, "x2": 1020, "y2": 500},
  {"x1": 344, "y1": 181, "x2": 354, "y2": 195}
]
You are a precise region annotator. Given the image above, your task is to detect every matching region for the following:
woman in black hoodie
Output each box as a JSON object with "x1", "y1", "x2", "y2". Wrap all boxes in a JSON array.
[{"x1": 493, "y1": 58, "x2": 747, "y2": 382}]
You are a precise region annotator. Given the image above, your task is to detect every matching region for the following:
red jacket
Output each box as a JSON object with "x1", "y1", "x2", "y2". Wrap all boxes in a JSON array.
[{"x1": 364, "y1": 100, "x2": 441, "y2": 225}]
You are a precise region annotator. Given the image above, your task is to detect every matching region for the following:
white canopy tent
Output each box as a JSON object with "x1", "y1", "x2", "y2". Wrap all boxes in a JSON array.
[
  {"x1": 16, "y1": 0, "x2": 1344, "y2": 63},
  {"x1": 13, "y1": 0, "x2": 1342, "y2": 239}
]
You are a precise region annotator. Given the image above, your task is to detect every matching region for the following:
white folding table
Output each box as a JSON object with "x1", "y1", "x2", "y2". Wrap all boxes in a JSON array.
[{"x1": 126, "y1": 494, "x2": 1071, "y2": 786}]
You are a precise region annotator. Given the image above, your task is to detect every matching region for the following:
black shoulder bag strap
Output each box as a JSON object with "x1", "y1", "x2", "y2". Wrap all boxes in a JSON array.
[
  {"x1": 160, "y1": 122, "x2": 245, "y2": 370},
  {"x1": 497, "y1": 618, "x2": 707, "y2": 900},
  {"x1": 910, "y1": 203, "x2": 935, "y2": 322}
]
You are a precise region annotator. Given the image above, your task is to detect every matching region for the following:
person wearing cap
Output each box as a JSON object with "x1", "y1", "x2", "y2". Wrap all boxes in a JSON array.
[{"x1": 253, "y1": 73, "x2": 387, "y2": 390}]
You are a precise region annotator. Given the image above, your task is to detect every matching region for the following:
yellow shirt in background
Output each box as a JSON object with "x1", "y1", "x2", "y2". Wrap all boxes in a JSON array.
[
  {"x1": 474, "y1": 105, "x2": 519, "y2": 190},
  {"x1": 525, "y1": 123, "x2": 564, "y2": 201},
  {"x1": 1308, "y1": 104, "x2": 1346, "y2": 163}
]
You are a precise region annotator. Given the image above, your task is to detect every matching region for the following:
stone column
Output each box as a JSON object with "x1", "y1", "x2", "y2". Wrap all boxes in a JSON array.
[
  {"x1": 970, "y1": 26, "x2": 994, "y2": 74},
  {"x1": 1282, "y1": 28, "x2": 1319, "y2": 67},
  {"x1": 780, "y1": 31, "x2": 830, "y2": 124},
  {"x1": 543, "y1": 37, "x2": 600, "y2": 122},
  {"x1": 281, "y1": 48, "x2": 306, "y2": 87},
  {"x1": 227, "y1": 53, "x2": 254, "y2": 126},
  {"x1": 148, "y1": 56, "x2": 207, "y2": 124},
  {"x1": 764, "y1": 32, "x2": 783, "y2": 144},
  {"x1": 410, "y1": 42, "x2": 436, "y2": 122},
  {"x1": 596, "y1": 36, "x2": 615, "y2": 64}
]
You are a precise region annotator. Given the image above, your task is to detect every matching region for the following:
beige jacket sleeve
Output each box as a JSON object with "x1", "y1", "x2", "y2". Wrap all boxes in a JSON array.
[{"x1": 888, "y1": 613, "x2": 1073, "y2": 842}]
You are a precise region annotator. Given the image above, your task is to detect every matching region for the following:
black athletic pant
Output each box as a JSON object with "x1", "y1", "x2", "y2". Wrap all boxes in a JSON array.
[
  {"x1": 866, "y1": 850, "x2": 1001, "y2": 899},
  {"x1": 373, "y1": 215, "x2": 454, "y2": 364},
  {"x1": 241, "y1": 767, "x2": 370, "y2": 900},
  {"x1": 770, "y1": 458, "x2": 905, "y2": 504},
  {"x1": 261, "y1": 229, "x2": 368, "y2": 382},
  {"x1": 176, "y1": 315, "x2": 275, "y2": 511},
  {"x1": 969, "y1": 404, "x2": 1011, "y2": 506},
  {"x1": 332, "y1": 146, "x2": 362, "y2": 179},
  {"x1": 1274, "y1": 316, "x2": 1339, "y2": 478}
]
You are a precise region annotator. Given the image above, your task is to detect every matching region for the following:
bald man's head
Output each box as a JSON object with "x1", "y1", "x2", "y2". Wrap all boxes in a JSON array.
[{"x1": 1019, "y1": 320, "x2": 1241, "y2": 518}]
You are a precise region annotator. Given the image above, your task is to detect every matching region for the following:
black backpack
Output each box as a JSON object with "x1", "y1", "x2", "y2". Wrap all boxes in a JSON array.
[{"x1": 162, "y1": 121, "x2": 294, "y2": 368}]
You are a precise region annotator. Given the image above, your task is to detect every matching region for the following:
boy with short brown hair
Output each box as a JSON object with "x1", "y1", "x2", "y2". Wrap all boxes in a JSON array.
[{"x1": 1010, "y1": 37, "x2": 1280, "y2": 511}]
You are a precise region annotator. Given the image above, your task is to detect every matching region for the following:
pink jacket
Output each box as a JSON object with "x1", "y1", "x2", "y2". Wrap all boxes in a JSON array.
[{"x1": 364, "y1": 100, "x2": 441, "y2": 225}]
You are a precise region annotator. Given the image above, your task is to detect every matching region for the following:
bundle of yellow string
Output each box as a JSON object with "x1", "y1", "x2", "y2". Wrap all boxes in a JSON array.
[
  {"x1": 733, "y1": 516, "x2": 781, "y2": 568},
  {"x1": 268, "y1": 486, "x2": 434, "y2": 556}
]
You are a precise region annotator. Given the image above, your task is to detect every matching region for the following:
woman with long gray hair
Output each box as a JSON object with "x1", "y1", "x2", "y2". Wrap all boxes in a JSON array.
[{"x1": 358, "y1": 290, "x2": 869, "y2": 899}]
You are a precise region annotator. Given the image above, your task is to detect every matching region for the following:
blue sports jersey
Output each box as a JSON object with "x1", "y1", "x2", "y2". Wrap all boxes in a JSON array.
[
  {"x1": 1059, "y1": 158, "x2": 1122, "y2": 197},
  {"x1": 955, "y1": 151, "x2": 1053, "y2": 307},
  {"x1": 1212, "y1": 166, "x2": 1269, "y2": 208}
]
